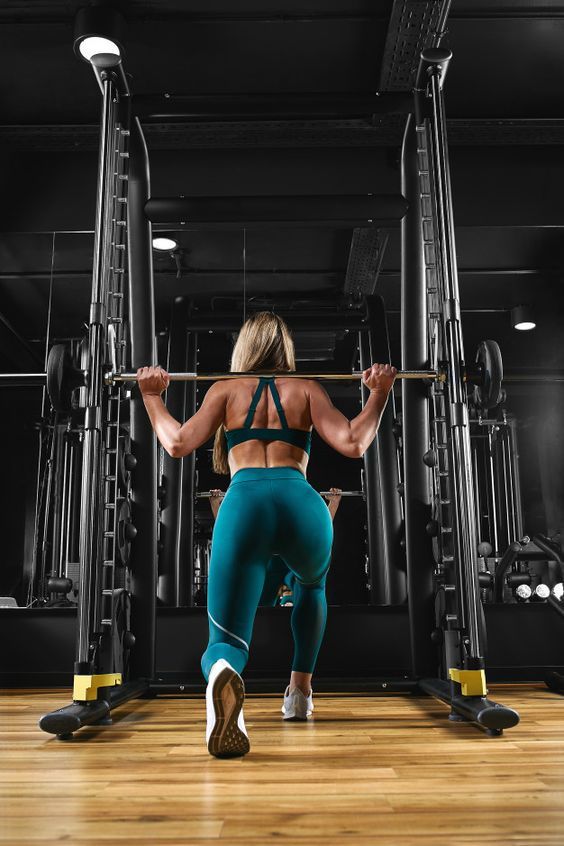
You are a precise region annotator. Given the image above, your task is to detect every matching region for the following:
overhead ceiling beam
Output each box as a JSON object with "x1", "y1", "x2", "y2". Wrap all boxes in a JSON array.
[
  {"x1": 144, "y1": 195, "x2": 408, "y2": 228},
  {"x1": 5, "y1": 118, "x2": 564, "y2": 151},
  {"x1": 133, "y1": 93, "x2": 413, "y2": 122},
  {"x1": 0, "y1": 6, "x2": 390, "y2": 24},
  {"x1": 0, "y1": 267, "x2": 552, "y2": 282}
]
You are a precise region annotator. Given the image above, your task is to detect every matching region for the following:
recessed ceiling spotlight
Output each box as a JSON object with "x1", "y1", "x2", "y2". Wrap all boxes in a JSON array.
[
  {"x1": 152, "y1": 236, "x2": 179, "y2": 252},
  {"x1": 511, "y1": 305, "x2": 536, "y2": 332}
]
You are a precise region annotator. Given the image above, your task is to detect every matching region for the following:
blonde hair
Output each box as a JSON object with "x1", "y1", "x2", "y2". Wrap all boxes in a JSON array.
[{"x1": 212, "y1": 312, "x2": 296, "y2": 474}]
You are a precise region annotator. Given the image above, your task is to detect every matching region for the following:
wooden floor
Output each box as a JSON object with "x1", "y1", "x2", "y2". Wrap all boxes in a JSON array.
[{"x1": 2, "y1": 686, "x2": 564, "y2": 845}]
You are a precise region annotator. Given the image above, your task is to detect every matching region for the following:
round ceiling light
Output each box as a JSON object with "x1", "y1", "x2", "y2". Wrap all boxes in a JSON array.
[
  {"x1": 511, "y1": 305, "x2": 536, "y2": 332},
  {"x1": 73, "y1": 7, "x2": 126, "y2": 64},
  {"x1": 152, "y1": 236, "x2": 179, "y2": 252}
]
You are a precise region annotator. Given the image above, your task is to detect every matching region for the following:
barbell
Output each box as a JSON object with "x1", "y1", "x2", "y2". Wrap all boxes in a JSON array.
[
  {"x1": 111, "y1": 369, "x2": 441, "y2": 383},
  {"x1": 196, "y1": 490, "x2": 364, "y2": 499},
  {"x1": 3, "y1": 338, "x2": 505, "y2": 413}
]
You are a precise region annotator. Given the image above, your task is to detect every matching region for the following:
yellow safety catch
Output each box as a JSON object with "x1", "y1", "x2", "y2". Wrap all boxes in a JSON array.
[
  {"x1": 73, "y1": 673, "x2": 122, "y2": 702},
  {"x1": 448, "y1": 668, "x2": 487, "y2": 697}
]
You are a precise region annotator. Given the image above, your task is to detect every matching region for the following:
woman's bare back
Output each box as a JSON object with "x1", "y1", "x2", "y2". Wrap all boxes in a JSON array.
[{"x1": 224, "y1": 377, "x2": 314, "y2": 475}]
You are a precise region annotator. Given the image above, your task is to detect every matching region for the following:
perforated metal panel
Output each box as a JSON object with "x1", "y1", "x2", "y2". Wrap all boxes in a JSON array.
[
  {"x1": 379, "y1": 0, "x2": 446, "y2": 91},
  {"x1": 344, "y1": 228, "x2": 388, "y2": 301}
]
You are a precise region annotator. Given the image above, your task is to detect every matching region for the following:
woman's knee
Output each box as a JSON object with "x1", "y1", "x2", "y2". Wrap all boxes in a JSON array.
[{"x1": 295, "y1": 568, "x2": 328, "y2": 590}]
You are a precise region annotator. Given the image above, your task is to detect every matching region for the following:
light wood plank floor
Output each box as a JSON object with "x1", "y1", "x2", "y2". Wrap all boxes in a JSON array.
[{"x1": 1, "y1": 685, "x2": 564, "y2": 845}]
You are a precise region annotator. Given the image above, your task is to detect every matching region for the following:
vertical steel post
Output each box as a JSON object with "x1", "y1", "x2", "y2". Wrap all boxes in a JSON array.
[
  {"x1": 75, "y1": 71, "x2": 118, "y2": 672},
  {"x1": 159, "y1": 298, "x2": 187, "y2": 606},
  {"x1": 401, "y1": 113, "x2": 436, "y2": 676},
  {"x1": 159, "y1": 299, "x2": 196, "y2": 606},
  {"x1": 366, "y1": 295, "x2": 407, "y2": 604},
  {"x1": 127, "y1": 116, "x2": 158, "y2": 678},
  {"x1": 508, "y1": 418, "x2": 524, "y2": 540},
  {"x1": 182, "y1": 330, "x2": 197, "y2": 606},
  {"x1": 359, "y1": 330, "x2": 388, "y2": 603},
  {"x1": 424, "y1": 48, "x2": 484, "y2": 670}
]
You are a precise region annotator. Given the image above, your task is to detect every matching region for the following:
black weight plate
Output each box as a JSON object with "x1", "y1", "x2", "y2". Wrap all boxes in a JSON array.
[
  {"x1": 116, "y1": 497, "x2": 133, "y2": 566},
  {"x1": 474, "y1": 340, "x2": 503, "y2": 409},
  {"x1": 46, "y1": 344, "x2": 71, "y2": 412},
  {"x1": 117, "y1": 425, "x2": 133, "y2": 494},
  {"x1": 46, "y1": 343, "x2": 85, "y2": 413}
]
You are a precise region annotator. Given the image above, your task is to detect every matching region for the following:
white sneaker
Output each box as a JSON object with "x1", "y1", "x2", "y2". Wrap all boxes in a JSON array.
[
  {"x1": 281, "y1": 685, "x2": 314, "y2": 720},
  {"x1": 205, "y1": 659, "x2": 250, "y2": 758}
]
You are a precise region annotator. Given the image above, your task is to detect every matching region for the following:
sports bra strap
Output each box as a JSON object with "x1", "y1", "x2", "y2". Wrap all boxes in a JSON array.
[
  {"x1": 243, "y1": 378, "x2": 268, "y2": 428},
  {"x1": 243, "y1": 377, "x2": 288, "y2": 430},
  {"x1": 266, "y1": 379, "x2": 289, "y2": 429}
]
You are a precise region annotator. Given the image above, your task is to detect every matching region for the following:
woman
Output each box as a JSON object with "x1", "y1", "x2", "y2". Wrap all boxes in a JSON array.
[{"x1": 138, "y1": 312, "x2": 396, "y2": 758}]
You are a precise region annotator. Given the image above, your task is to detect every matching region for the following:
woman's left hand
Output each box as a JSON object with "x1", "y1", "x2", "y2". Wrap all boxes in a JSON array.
[
  {"x1": 137, "y1": 366, "x2": 170, "y2": 397},
  {"x1": 324, "y1": 487, "x2": 342, "y2": 505}
]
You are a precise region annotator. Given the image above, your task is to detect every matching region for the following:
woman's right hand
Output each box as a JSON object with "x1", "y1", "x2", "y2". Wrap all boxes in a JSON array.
[
  {"x1": 137, "y1": 365, "x2": 170, "y2": 397},
  {"x1": 362, "y1": 363, "x2": 397, "y2": 394}
]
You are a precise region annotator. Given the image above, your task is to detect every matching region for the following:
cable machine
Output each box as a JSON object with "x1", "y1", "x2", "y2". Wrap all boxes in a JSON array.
[{"x1": 30, "y1": 16, "x2": 524, "y2": 737}]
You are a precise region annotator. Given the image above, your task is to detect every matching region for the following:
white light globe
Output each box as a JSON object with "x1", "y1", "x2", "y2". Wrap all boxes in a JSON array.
[
  {"x1": 515, "y1": 584, "x2": 532, "y2": 601},
  {"x1": 152, "y1": 237, "x2": 178, "y2": 251},
  {"x1": 79, "y1": 36, "x2": 120, "y2": 62}
]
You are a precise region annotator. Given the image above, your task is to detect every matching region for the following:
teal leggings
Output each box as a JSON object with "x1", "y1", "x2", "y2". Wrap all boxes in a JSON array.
[
  {"x1": 201, "y1": 467, "x2": 333, "y2": 681},
  {"x1": 259, "y1": 556, "x2": 294, "y2": 606}
]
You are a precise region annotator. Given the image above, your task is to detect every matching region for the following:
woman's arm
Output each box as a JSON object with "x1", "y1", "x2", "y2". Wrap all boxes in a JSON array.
[
  {"x1": 323, "y1": 487, "x2": 342, "y2": 521},
  {"x1": 308, "y1": 363, "x2": 396, "y2": 458},
  {"x1": 137, "y1": 366, "x2": 226, "y2": 458},
  {"x1": 209, "y1": 489, "x2": 224, "y2": 520}
]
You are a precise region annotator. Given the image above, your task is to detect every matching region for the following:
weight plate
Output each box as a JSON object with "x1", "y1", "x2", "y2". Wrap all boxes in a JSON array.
[
  {"x1": 474, "y1": 339, "x2": 503, "y2": 409},
  {"x1": 46, "y1": 343, "x2": 85, "y2": 413},
  {"x1": 116, "y1": 497, "x2": 136, "y2": 566},
  {"x1": 117, "y1": 425, "x2": 136, "y2": 493}
]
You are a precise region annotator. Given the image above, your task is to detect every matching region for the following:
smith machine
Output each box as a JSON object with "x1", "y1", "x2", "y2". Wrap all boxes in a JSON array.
[{"x1": 2, "y1": 26, "x2": 530, "y2": 736}]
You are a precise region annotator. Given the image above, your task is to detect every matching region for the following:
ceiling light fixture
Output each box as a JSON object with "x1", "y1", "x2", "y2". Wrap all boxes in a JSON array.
[
  {"x1": 78, "y1": 36, "x2": 121, "y2": 62},
  {"x1": 511, "y1": 305, "x2": 536, "y2": 332},
  {"x1": 73, "y1": 7, "x2": 125, "y2": 64},
  {"x1": 152, "y1": 236, "x2": 179, "y2": 252}
]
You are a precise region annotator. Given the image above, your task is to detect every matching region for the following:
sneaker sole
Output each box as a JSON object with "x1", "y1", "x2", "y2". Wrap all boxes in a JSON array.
[
  {"x1": 282, "y1": 712, "x2": 309, "y2": 722},
  {"x1": 207, "y1": 668, "x2": 250, "y2": 759},
  {"x1": 281, "y1": 703, "x2": 312, "y2": 721}
]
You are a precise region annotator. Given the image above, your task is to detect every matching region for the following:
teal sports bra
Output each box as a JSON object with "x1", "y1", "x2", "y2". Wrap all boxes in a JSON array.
[{"x1": 224, "y1": 376, "x2": 312, "y2": 455}]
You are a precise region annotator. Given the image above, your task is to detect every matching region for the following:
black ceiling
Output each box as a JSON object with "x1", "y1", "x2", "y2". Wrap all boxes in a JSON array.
[{"x1": 0, "y1": 0, "x2": 563, "y2": 374}]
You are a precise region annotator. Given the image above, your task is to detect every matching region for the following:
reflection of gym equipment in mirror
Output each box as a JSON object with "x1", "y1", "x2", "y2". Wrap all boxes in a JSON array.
[{"x1": 3, "y1": 33, "x2": 564, "y2": 743}]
